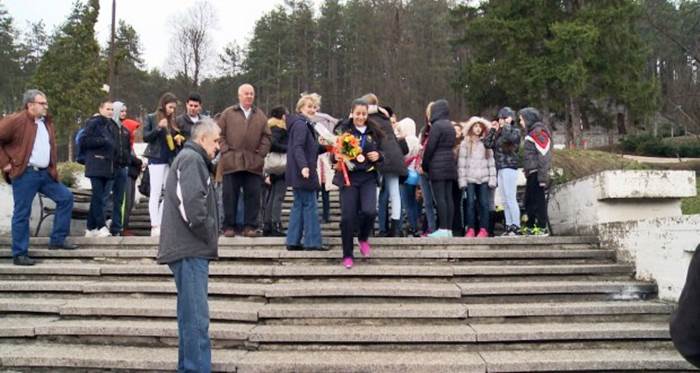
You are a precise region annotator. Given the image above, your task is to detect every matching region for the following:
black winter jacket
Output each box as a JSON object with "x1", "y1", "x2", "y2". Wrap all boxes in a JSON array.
[
  {"x1": 108, "y1": 121, "x2": 131, "y2": 168},
  {"x1": 483, "y1": 121, "x2": 521, "y2": 170},
  {"x1": 82, "y1": 115, "x2": 115, "y2": 179},
  {"x1": 369, "y1": 108, "x2": 408, "y2": 177},
  {"x1": 332, "y1": 118, "x2": 384, "y2": 187},
  {"x1": 520, "y1": 107, "x2": 552, "y2": 184},
  {"x1": 421, "y1": 100, "x2": 457, "y2": 181},
  {"x1": 285, "y1": 114, "x2": 320, "y2": 191},
  {"x1": 175, "y1": 113, "x2": 200, "y2": 140},
  {"x1": 143, "y1": 113, "x2": 176, "y2": 163}
]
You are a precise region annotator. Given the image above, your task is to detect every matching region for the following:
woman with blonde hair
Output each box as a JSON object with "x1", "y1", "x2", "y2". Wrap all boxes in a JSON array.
[{"x1": 285, "y1": 93, "x2": 327, "y2": 251}]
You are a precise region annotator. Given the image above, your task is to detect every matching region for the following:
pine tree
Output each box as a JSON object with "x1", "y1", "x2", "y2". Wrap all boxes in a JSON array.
[{"x1": 33, "y1": 0, "x2": 104, "y2": 143}]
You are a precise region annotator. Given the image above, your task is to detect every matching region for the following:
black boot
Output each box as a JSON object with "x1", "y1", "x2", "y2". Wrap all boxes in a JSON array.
[
  {"x1": 271, "y1": 222, "x2": 285, "y2": 237},
  {"x1": 390, "y1": 219, "x2": 403, "y2": 237},
  {"x1": 262, "y1": 223, "x2": 273, "y2": 237},
  {"x1": 488, "y1": 213, "x2": 497, "y2": 237}
]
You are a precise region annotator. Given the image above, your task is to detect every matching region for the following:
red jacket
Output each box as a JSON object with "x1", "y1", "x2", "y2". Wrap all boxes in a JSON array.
[
  {"x1": 0, "y1": 110, "x2": 59, "y2": 182},
  {"x1": 122, "y1": 118, "x2": 141, "y2": 147}
]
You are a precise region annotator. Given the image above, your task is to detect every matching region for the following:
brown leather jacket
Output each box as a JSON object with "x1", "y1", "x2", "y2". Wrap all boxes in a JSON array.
[
  {"x1": 216, "y1": 104, "x2": 271, "y2": 176},
  {"x1": 0, "y1": 110, "x2": 59, "y2": 182}
]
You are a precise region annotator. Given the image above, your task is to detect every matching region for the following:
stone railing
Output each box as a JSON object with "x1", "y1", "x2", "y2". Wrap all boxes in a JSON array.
[{"x1": 549, "y1": 170, "x2": 699, "y2": 300}]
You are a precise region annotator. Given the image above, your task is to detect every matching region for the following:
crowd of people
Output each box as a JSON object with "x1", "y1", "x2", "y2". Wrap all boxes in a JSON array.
[
  {"x1": 0, "y1": 85, "x2": 555, "y2": 267},
  {"x1": 0, "y1": 86, "x2": 554, "y2": 371}
]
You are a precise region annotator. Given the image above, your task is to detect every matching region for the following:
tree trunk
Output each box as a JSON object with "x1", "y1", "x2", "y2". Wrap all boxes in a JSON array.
[{"x1": 568, "y1": 96, "x2": 583, "y2": 148}]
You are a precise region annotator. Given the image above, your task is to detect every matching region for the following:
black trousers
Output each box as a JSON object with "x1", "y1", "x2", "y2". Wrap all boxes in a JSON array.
[
  {"x1": 340, "y1": 173, "x2": 377, "y2": 259},
  {"x1": 223, "y1": 171, "x2": 262, "y2": 229},
  {"x1": 430, "y1": 179, "x2": 454, "y2": 230},
  {"x1": 525, "y1": 172, "x2": 548, "y2": 229},
  {"x1": 451, "y1": 182, "x2": 463, "y2": 234}
]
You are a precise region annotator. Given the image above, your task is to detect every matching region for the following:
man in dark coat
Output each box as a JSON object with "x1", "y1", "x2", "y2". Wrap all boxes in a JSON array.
[
  {"x1": 671, "y1": 244, "x2": 700, "y2": 368},
  {"x1": 157, "y1": 118, "x2": 221, "y2": 372}
]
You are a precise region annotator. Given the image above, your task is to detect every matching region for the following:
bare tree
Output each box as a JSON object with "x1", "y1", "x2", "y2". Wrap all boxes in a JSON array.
[{"x1": 167, "y1": 1, "x2": 217, "y2": 88}]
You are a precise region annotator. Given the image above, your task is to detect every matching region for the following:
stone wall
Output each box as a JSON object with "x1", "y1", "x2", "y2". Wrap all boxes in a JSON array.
[
  {"x1": 548, "y1": 169, "x2": 699, "y2": 301},
  {"x1": 598, "y1": 215, "x2": 700, "y2": 301}
]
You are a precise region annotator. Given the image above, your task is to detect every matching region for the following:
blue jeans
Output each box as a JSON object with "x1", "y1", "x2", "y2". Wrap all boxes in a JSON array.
[
  {"x1": 168, "y1": 257, "x2": 211, "y2": 373},
  {"x1": 465, "y1": 183, "x2": 490, "y2": 230},
  {"x1": 498, "y1": 168, "x2": 520, "y2": 227},
  {"x1": 108, "y1": 167, "x2": 128, "y2": 234},
  {"x1": 11, "y1": 168, "x2": 73, "y2": 256},
  {"x1": 286, "y1": 188, "x2": 322, "y2": 248},
  {"x1": 400, "y1": 184, "x2": 419, "y2": 231},
  {"x1": 419, "y1": 173, "x2": 436, "y2": 233},
  {"x1": 88, "y1": 177, "x2": 110, "y2": 230}
]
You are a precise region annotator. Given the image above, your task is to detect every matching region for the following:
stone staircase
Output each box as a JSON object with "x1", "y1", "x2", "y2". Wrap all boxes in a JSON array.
[{"x1": 0, "y1": 189, "x2": 695, "y2": 372}]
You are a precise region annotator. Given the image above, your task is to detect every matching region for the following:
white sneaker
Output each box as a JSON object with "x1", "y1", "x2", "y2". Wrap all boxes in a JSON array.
[
  {"x1": 84, "y1": 229, "x2": 96, "y2": 238},
  {"x1": 150, "y1": 226, "x2": 160, "y2": 237},
  {"x1": 95, "y1": 227, "x2": 111, "y2": 238}
]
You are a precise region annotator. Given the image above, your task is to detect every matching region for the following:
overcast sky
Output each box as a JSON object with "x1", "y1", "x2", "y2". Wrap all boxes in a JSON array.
[{"x1": 5, "y1": 0, "x2": 322, "y2": 73}]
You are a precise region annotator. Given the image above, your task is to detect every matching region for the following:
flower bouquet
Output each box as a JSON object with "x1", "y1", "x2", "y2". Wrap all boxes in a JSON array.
[{"x1": 333, "y1": 133, "x2": 363, "y2": 186}]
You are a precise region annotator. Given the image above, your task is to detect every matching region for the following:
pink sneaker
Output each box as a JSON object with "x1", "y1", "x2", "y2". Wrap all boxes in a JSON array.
[
  {"x1": 476, "y1": 228, "x2": 489, "y2": 238},
  {"x1": 359, "y1": 241, "x2": 371, "y2": 257},
  {"x1": 343, "y1": 257, "x2": 354, "y2": 269},
  {"x1": 464, "y1": 228, "x2": 475, "y2": 238}
]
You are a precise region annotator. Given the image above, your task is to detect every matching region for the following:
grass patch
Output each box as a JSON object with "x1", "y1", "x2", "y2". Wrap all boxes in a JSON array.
[
  {"x1": 551, "y1": 149, "x2": 648, "y2": 185},
  {"x1": 682, "y1": 181, "x2": 700, "y2": 215}
]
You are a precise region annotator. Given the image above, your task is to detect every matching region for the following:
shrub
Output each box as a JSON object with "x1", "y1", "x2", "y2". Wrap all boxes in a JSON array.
[
  {"x1": 57, "y1": 162, "x2": 85, "y2": 188},
  {"x1": 621, "y1": 133, "x2": 700, "y2": 158}
]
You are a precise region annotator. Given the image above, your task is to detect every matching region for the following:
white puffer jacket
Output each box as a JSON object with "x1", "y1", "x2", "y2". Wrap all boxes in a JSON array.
[{"x1": 457, "y1": 135, "x2": 497, "y2": 188}]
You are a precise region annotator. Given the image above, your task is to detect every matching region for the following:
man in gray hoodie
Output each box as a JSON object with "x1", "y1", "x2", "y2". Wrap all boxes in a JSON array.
[{"x1": 157, "y1": 118, "x2": 221, "y2": 372}]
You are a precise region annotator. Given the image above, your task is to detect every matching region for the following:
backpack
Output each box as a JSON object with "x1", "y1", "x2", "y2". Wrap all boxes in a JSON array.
[{"x1": 75, "y1": 127, "x2": 86, "y2": 165}]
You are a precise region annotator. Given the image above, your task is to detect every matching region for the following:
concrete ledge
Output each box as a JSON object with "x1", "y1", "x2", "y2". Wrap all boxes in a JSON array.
[{"x1": 548, "y1": 170, "x2": 696, "y2": 235}]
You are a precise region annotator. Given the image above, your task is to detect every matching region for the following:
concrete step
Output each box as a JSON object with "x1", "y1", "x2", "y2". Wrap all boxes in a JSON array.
[
  {"x1": 479, "y1": 348, "x2": 695, "y2": 372},
  {"x1": 259, "y1": 300, "x2": 673, "y2": 319},
  {"x1": 0, "y1": 279, "x2": 656, "y2": 299},
  {"x1": 3, "y1": 316, "x2": 668, "y2": 344},
  {"x1": 0, "y1": 247, "x2": 615, "y2": 261},
  {"x1": 247, "y1": 321, "x2": 669, "y2": 343},
  {"x1": 1, "y1": 235, "x2": 599, "y2": 247},
  {"x1": 0, "y1": 297, "x2": 672, "y2": 320},
  {"x1": 0, "y1": 263, "x2": 633, "y2": 278},
  {"x1": 457, "y1": 280, "x2": 657, "y2": 297},
  {"x1": 0, "y1": 343, "x2": 490, "y2": 372}
]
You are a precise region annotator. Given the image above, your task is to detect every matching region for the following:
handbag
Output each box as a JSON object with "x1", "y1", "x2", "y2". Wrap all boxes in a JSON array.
[
  {"x1": 264, "y1": 152, "x2": 287, "y2": 175},
  {"x1": 405, "y1": 168, "x2": 420, "y2": 185}
]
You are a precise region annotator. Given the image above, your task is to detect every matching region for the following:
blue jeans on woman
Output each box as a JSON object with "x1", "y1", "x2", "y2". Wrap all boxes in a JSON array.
[
  {"x1": 11, "y1": 168, "x2": 73, "y2": 257},
  {"x1": 168, "y1": 257, "x2": 211, "y2": 373},
  {"x1": 465, "y1": 183, "x2": 490, "y2": 230},
  {"x1": 286, "y1": 188, "x2": 322, "y2": 248},
  {"x1": 87, "y1": 176, "x2": 110, "y2": 230},
  {"x1": 400, "y1": 183, "x2": 419, "y2": 232},
  {"x1": 419, "y1": 173, "x2": 436, "y2": 233}
]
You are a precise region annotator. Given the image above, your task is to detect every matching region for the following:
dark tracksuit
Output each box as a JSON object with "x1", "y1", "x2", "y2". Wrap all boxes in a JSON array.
[{"x1": 333, "y1": 119, "x2": 384, "y2": 259}]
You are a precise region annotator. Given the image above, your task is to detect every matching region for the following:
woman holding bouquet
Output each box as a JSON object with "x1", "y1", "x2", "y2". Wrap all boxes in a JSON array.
[{"x1": 333, "y1": 99, "x2": 384, "y2": 269}]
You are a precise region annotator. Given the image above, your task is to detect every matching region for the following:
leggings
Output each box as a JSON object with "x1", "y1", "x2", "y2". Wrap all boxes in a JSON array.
[
  {"x1": 525, "y1": 172, "x2": 548, "y2": 229},
  {"x1": 430, "y1": 179, "x2": 454, "y2": 230},
  {"x1": 340, "y1": 173, "x2": 377, "y2": 259}
]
